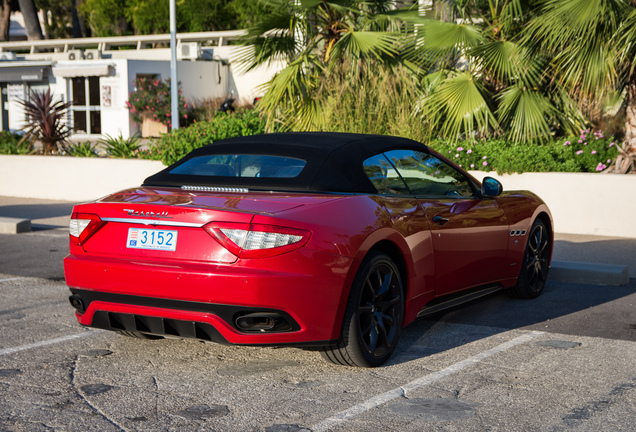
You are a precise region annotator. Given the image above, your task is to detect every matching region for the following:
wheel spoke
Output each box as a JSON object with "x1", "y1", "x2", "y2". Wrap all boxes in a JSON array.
[
  {"x1": 381, "y1": 295, "x2": 399, "y2": 311},
  {"x1": 381, "y1": 313, "x2": 394, "y2": 327},
  {"x1": 376, "y1": 318, "x2": 389, "y2": 353},
  {"x1": 359, "y1": 304, "x2": 373, "y2": 314},
  {"x1": 375, "y1": 270, "x2": 383, "y2": 291},
  {"x1": 377, "y1": 271, "x2": 392, "y2": 297},
  {"x1": 361, "y1": 318, "x2": 374, "y2": 336},
  {"x1": 365, "y1": 278, "x2": 376, "y2": 298},
  {"x1": 367, "y1": 324, "x2": 378, "y2": 353}
]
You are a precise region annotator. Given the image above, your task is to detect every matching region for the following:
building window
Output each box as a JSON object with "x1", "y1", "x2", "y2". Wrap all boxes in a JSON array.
[{"x1": 71, "y1": 76, "x2": 101, "y2": 134}]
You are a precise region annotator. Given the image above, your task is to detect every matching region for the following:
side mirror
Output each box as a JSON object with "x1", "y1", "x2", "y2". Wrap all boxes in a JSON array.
[{"x1": 481, "y1": 177, "x2": 503, "y2": 197}]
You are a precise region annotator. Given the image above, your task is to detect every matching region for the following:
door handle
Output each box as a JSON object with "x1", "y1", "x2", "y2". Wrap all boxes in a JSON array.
[{"x1": 432, "y1": 215, "x2": 449, "y2": 225}]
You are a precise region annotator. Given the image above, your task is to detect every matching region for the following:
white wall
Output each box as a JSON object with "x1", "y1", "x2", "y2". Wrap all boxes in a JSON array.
[
  {"x1": 469, "y1": 171, "x2": 636, "y2": 238},
  {"x1": 0, "y1": 155, "x2": 164, "y2": 201},
  {"x1": 99, "y1": 59, "x2": 130, "y2": 139}
]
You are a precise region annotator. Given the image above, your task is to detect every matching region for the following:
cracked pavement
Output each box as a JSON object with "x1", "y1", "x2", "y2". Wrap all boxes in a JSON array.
[{"x1": 1, "y1": 272, "x2": 636, "y2": 431}]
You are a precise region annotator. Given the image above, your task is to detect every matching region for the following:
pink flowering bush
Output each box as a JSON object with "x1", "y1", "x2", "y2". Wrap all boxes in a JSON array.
[
  {"x1": 125, "y1": 77, "x2": 188, "y2": 128},
  {"x1": 429, "y1": 130, "x2": 618, "y2": 173}
]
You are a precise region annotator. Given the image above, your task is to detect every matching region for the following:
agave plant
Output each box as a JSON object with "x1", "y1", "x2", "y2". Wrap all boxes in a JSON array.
[
  {"x1": 17, "y1": 89, "x2": 73, "y2": 155},
  {"x1": 66, "y1": 141, "x2": 99, "y2": 158},
  {"x1": 98, "y1": 134, "x2": 142, "y2": 158}
]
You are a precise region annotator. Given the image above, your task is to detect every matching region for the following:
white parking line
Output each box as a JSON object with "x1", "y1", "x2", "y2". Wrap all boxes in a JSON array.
[
  {"x1": 0, "y1": 331, "x2": 104, "y2": 356},
  {"x1": 312, "y1": 331, "x2": 544, "y2": 432}
]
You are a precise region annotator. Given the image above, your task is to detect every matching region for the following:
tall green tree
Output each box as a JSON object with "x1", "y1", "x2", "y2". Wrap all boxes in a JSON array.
[
  {"x1": 79, "y1": 0, "x2": 129, "y2": 36},
  {"x1": 80, "y1": 0, "x2": 264, "y2": 37},
  {"x1": 523, "y1": 0, "x2": 635, "y2": 172},
  {"x1": 238, "y1": 0, "x2": 410, "y2": 131}
]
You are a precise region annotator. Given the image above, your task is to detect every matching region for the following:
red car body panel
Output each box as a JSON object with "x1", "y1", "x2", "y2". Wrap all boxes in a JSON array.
[
  {"x1": 64, "y1": 133, "x2": 553, "y2": 350},
  {"x1": 65, "y1": 186, "x2": 552, "y2": 344}
]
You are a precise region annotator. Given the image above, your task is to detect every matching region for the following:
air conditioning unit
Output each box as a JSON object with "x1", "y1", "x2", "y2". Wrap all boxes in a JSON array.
[
  {"x1": 0, "y1": 52, "x2": 17, "y2": 61},
  {"x1": 84, "y1": 49, "x2": 102, "y2": 60},
  {"x1": 67, "y1": 49, "x2": 83, "y2": 60},
  {"x1": 178, "y1": 42, "x2": 200, "y2": 60}
]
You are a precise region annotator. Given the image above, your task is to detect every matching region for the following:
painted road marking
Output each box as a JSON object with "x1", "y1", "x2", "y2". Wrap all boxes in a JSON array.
[
  {"x1": 0, "y1": 278, "x2": 24, "y2": 283},
  {"x1": 0, "y1": 331, "x2": 104, "y2": 356},
  {"x1": 312, "y1": 331, "x2": 544, "y2": 432}
]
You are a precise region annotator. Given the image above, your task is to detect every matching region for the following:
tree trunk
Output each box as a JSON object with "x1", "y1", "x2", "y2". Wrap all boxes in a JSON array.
[
  {"x1": 72, "y1": 0, "x2": 90, "y2": 38},
  {"x1": 18, "y1": 0, "x2": 43, "y2": 40},
  {"x1": 0, "y1": 0, "x2": 10, "y2": 41}
]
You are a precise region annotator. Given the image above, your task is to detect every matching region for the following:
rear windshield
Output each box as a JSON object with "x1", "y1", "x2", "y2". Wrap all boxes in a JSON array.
[{"x1": 169, "y1": 154, "x2": 307, "y2": 178}]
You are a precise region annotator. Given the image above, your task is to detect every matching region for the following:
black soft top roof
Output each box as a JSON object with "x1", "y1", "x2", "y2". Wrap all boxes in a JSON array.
[{"x1": 143, "y1": 132, "x2": 432, "y2": 193}]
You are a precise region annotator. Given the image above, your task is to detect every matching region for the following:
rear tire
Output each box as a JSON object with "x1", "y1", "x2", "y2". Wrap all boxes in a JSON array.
[
  {"x1": 321, "y1": 251, "x2": 404, "y2": 367},
  {"x1": 508, "y1": 219, "x2": 551, "y2": 299}
]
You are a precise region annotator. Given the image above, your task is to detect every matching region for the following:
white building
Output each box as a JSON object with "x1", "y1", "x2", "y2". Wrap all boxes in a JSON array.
[{"x1": 0, "y1": 31, "x2": 280, "y2": 139}]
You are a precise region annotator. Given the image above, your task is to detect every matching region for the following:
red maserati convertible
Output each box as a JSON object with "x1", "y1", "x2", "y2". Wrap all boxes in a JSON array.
[{"x1": 65, "y1": 132, "x2": 552, "y2": 367}]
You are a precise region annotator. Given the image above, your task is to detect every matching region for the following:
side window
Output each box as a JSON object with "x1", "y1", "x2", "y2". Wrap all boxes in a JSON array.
[
  {"x1": 362, "y1": 153, "x2": 410, "y2": 195},
  {"x1": 384, "y1": 150, "x2": 475, "y2": 197}
]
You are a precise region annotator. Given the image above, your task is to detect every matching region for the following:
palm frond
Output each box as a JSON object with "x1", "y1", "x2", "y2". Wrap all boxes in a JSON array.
[
  {"x1": 471, "y1": 40, "x2": 542, "y2": 88},
  {"x1": 523, "y1": 0, "x2": 625, "y2": 97},
  {"x1": 329, "y1": 30, "x2": 398, "y2": 64},
  {"x1": 496, "y1": 85, "x2": 556, "y2": 142},
  {"x1": 420, "y1": 71, "x2": 498, "y2": 142}
]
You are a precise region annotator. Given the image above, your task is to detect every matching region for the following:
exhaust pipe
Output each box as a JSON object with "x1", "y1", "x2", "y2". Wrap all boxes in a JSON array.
[
  {"x1": 69, "y1": 294, "x2": 85, "y2": 314},
  {"x1": 235, "y1": 312, "x2": 290, "y2": 332}
]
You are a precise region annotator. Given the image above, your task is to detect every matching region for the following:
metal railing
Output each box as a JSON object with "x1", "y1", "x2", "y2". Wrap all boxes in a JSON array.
[{"x1": 0, "y1": 30, "x2": 246, "y2": 54}]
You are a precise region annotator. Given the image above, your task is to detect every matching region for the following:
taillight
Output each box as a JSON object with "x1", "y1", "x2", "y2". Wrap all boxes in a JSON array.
[
  {"x1": 205, "y1": 222, "x2": 310, "y2": 259},
  {"x1": 69, "y1": 212, "x2": 106, "y2": 246}
]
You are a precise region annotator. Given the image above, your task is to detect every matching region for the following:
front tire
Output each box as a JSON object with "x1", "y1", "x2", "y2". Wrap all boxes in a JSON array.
[
  {"x1": 321, "y1": 251, "x2": 404, "y2": 367},
  {"x1": 509, "y1": 219, "x2": 551, "y2": 299}
]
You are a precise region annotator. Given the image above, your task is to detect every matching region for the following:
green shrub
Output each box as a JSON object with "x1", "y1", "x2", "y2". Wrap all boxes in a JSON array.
[
  {"x1": 0, "y1": 131, "x2": 32, "y2": 154},
  {"x1": 99, "y1": 134, "x2": 142, "y2": 158},
  {"x1": 428, "y1": 130, "x2": 618, "y2": 174},
  {"x1": 149, "y1": 110, "x2": 266, "y2": 165},
  {"x1": 66, "y1": 141, "x2": 99, "y2": 157}
]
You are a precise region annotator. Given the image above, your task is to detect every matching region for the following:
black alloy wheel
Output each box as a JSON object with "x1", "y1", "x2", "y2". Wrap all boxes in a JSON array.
[
  {"x1": 321, "y1": 251, "x2": 404, "y2": 367},
  {"x1": 509, "y1": 219, "x2": 551, "y2": 299}
]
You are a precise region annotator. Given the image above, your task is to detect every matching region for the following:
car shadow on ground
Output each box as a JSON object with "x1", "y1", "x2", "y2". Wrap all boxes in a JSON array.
[{"x1": 390, "y1": 278, "x2": 636, "y2": 366}]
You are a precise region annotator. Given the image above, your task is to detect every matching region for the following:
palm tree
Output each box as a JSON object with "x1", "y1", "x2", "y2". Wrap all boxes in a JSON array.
[
  {"x1": 523, "y1": 0, "x2": 635, "y2": 173},
  {"x1": 237, "y1": 0, "x2": 409, "y2": 131},
  {"x1": 408, "y1": 0, "x2": 584, "y2": 143}
]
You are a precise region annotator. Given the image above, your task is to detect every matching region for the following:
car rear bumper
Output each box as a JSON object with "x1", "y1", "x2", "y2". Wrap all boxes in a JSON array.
[{"x1": 64, "y1": 248, "x2": 355, "y2": 345}]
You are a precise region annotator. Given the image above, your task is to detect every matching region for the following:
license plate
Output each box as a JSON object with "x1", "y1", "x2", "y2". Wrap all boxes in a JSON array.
[{"x1": 126, "y1": 228, "x2": 178, "y2": 251}]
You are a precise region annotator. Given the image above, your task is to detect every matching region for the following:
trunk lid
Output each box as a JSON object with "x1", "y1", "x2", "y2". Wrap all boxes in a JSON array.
[{"x1": 73, "y1": 187, "x2": 342, "y2": 264}]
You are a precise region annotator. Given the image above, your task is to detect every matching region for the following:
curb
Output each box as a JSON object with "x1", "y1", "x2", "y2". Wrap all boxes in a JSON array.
[
  {"x1": 0, "y1": 217, "x2": 31, "y2": 234},
  {"x1": 549, "y1": 260, "x2": 629, "y2": 286}
]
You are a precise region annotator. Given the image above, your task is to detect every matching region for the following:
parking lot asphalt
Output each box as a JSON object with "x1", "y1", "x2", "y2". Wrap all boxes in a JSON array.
[{"x1": 1, "y1": 275, "x2": 635, "y2": 431}]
